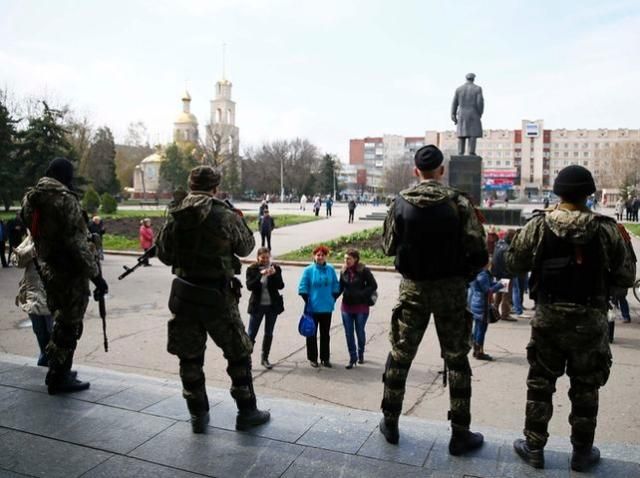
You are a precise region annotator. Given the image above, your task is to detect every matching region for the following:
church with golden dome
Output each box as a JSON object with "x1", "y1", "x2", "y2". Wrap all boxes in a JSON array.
[{"x1": 132, "y1": 76, "x2": 240, "y2": 198}]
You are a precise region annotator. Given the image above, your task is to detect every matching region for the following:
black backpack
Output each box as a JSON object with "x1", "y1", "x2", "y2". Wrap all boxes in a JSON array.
[{"x1": 491, "y1": 240, "x2": 511, "y2": 280}]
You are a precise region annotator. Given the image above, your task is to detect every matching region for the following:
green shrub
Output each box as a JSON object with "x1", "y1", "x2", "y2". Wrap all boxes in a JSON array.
[
  {"x1": 101, "y1": 193, "x2": 118, "y2": 214},
  {"x1": 82, "y1": 187, "x2": 101, "y2": 214}
]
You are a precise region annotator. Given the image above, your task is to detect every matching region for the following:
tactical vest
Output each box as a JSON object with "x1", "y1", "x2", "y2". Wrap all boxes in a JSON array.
[
  {"x1": 393, "y1": 194, "x2": 463, "y2": 280},
  {"x1": 169, "y1": 202, "x2": 235, "y2": 281},
  {"x1": 531, "y1": 220, "x2": 607, "y2": 308}
]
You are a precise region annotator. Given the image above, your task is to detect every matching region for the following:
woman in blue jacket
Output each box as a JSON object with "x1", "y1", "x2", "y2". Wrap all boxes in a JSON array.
[
  {"x1": 468, "y1": 264, "x2": 504, "y2": 361},
  {"x1": 298, "y1": 245, "x2": 340, "y2": 368}
]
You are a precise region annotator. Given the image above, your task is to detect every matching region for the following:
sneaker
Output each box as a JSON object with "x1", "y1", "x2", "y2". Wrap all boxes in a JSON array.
[
  {"x1": 513, "y1": 438, "x2": 544, "y2": 469},
  {"x1": 474, "y1": 352, "x2": 493, "y2": 361}
]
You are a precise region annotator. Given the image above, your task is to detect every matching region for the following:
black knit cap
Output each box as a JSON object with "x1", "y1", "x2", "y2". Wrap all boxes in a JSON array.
[
  {"x1": 414, "y1": 144, "x2": 444, "y2": 171},
  {"x1": 189, "y1": 165, "x2": 221, "y2": 191},
  {"x1": 44, "y1": 157, "x2": 74, "y2": 188},
  {"x1": 553, "y1": 165, "x2": 596, "y2": 198}
]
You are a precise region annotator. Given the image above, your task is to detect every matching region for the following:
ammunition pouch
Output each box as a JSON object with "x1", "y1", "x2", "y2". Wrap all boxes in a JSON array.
[{"x1": 168, "y1": 277, "x2": 224, "y2": 318}]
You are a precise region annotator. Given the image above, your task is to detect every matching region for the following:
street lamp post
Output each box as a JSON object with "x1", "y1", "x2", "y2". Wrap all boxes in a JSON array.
[{"x1": 280, "y1": 155, "x2": 285, "y2": 202}]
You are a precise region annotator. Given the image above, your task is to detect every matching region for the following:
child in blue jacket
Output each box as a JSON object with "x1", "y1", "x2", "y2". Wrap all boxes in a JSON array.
[{"x1": 468, "y1": 264, "x2": 504, "y2": 361}]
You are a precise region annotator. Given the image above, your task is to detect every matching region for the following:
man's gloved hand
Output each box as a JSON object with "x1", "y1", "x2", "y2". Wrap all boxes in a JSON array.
[{"x1": 91, "y1": 276, "x2": 109, "y2": 295}]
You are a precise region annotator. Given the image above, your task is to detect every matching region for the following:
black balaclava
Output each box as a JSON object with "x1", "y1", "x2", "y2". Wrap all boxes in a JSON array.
[{"x1": 44, "y1": 157, "x2": 74, "y2": 189}]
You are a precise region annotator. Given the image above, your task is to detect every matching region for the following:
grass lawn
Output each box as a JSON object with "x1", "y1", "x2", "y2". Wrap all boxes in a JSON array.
[
  {"x1": 102, "y1": 212, "x2": 320, "y2": 251},
  {"x1": 624, "y1": 223, "x2": 640, "y2": 237},
  {"x1": 277, "y1": 227, "x2": 393, "y2": 266}
]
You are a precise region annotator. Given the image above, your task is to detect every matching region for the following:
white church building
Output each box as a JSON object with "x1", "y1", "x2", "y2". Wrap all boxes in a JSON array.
[{"x1": 132, "y1": 76, "x2": 239, "y2": 198}]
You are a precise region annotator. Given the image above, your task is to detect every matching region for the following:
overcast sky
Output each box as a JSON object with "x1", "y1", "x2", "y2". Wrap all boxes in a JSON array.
[{"x1": 1, "y1": 0, "x2": 639, "y2": 161}]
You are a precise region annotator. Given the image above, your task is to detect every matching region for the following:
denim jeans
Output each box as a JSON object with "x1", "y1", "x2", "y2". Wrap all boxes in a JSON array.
[
  {"x1": 247, "y1": 305, "x2": 278, "y2": 342},
  {"x1": 613, "y1": 295, "x2": 631, "y2": 321},
  {"x1": 472, "y1": 314, "x2": 488, "y2": 346},
  {"x1": 29, "y1": 313, "x2": 53, "y2": 366},
  {"x1": 341, "y1": 311, "x2": 369, "y2": 362},
  {"x1": 511, "y1": 278, "x2": 523, "y2": 315}
]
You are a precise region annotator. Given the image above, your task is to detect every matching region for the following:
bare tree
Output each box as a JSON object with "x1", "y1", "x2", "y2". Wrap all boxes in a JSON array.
[
  {"x1": 383, "y1": 161, "x2": 415, "y2": 195},
  {"x1": 597, "y1": 142, "x2": 640, "y2": 196}
]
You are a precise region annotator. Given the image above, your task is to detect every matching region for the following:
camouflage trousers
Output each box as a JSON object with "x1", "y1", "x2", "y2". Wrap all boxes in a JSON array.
[
  {"x1": 382, "y1": 277, "x2": 473, "y2": 430},
  {"x1": 43, "y1": 268, "x2": 90, "y2": 374},
  {"x1": 524, "y1": 304, "x2": 612, "y2": 449},
  {"x1": 167, "y1": 287, "x2": 255, "y2": 415}
]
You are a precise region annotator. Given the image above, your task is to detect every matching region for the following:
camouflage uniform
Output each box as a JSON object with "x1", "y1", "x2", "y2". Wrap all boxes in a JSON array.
[
  {"x1": 381, "y1": 180, "x2": 488, "y2": 432},
  {"x1": 506, "y1": 204, "x2": 635, "y2": 451},
  {"x1": 21, "y1": 177, "x2": 99, "y2": 382},
  {"x1": 156, "y1": 190, "x2": 258, "y2": 423}
]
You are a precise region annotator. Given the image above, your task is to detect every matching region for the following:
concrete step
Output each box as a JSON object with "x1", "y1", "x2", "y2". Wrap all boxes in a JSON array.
[{"x1": 0, "y1": 354, "x2": 638, "y2": 477}]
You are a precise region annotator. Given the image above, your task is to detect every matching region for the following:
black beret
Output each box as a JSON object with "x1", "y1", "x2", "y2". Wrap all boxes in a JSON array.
[
  {"x1": 189, "y1": 166, "x2": 221, "y2": 191},
  {"x1": 45, "y1": 157, "x2": 74, "y2": 188},
  {"x1": 553, "y1": 165, "x2": 596, "y2": 198},
  {"x1": 414, "y1": 145, "x2": 444, "y2": 171}
]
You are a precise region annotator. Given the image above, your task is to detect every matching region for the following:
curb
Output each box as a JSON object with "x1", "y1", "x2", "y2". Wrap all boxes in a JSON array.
[{"x1": 103, "y1": 249, "x2": 397, "y2": 273}]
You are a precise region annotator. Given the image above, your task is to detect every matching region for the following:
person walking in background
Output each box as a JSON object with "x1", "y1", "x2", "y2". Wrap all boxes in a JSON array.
[
  {"x1": 339, "y1": 249, "x2": 378, "y2": 369},
  {"x1": 468, "y1": 263, "x2": 503, "y2": 361},
  {"x1": 300, "y1": 193, "x2": 307, "y2": 211},
  {"x1": 325, "y1": 196, "x2": 333, "y2": 217},
  {"x1": 486, "y1": 226, "x2": 499, "y2": 258},
  {"x1": 6, "y1": 212, "x2": 26, "y2": 264},
  {"x1": 258, "y1": 199, "x2": 268, "y2": 218},
  {"x1": 313, "y1": 196, "x2": 321, "y2": 217},
  {"x1": 491, "y1": 230, "x2": 516, "y2": 321},
  {"x1": 633, "y1": 196, "x2": 640, "y2": 222},
  {"x1": 615, "y1": 198, "x2": 624, "y2": 221},
  {"x1": 298, "y1": 245, "x2": 340, "y2": 368},
  {"x1": 245, "y1": 247, "x2": 285, "y2": 369},
  {"x1": 0, "y1": 219, "x2": 7, "y2": 267},
  {"x1": 13, "y1": 235, "x2": 54, "y2": 367},
  {"x1": 139, "y1": 218, "x2": 154, "y2": 266},
  {"x1": 348, "y1": 199, "x2": 356, "y2": 223},
  {"x1": 259, "y1": 208, "x2": 275, "y2": 251},
  {"x1": 88, "y1": 216, "x2": 106, "y2": 260}
]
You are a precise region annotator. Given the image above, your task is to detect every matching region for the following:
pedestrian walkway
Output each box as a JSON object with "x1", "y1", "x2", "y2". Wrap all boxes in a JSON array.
[{"x1": 0, "y1": 355, "x2": 638, "y2": 477}]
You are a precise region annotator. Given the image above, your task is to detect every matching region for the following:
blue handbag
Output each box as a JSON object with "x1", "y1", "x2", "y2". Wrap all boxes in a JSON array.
[{"x1": 298, "y1": 306, "x2": 316, "y2": 337}]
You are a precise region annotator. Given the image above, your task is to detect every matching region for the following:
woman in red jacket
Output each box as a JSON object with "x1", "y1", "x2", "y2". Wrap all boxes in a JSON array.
[{"x1": 139, "y1": 218, "x2": 154, "y2": 266}]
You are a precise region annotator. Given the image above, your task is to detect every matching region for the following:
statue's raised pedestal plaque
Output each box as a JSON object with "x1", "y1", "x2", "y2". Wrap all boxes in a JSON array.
[{"x1": 448, "y1": 155, "x2": 482, "y2": 206}]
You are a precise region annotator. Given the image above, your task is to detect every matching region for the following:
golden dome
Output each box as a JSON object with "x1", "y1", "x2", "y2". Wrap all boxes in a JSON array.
[
  {"x1": 140, "y1": 152, "x2": 164, "y2": 164},
  {"x1": 174, "y1": 112, "x2": 198, "y2": 124}
]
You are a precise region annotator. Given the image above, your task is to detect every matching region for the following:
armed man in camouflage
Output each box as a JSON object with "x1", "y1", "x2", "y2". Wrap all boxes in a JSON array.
[
  {"x1": 507, "y1": 165, "x2": 636, "y2": 472},
  {"x1": 21, "y1": 157, "x2": 109, "y2": 394},
  {"x1": 156, "y1": 165, "x2": 270, "y2": 434},
  {"x1": 380, "y1": 145, "x2": 488, "y2": 455}
]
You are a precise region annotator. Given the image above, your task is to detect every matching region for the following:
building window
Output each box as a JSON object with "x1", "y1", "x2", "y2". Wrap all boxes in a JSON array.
[
  {"x1": 582, "y1": 143, "x2": 589, "y2": 149},
  {"x1": 574, "y1": 143, "x2": 579, "y2": 148},
  {"x1": 496, "y1": 160, "x2": 501, "y2": 166},
  {"x1": 564, "y1": 161, "x2": 569, "y2": 165},
  {"x1": 582, "y1": 161, "x2": 588, "y2": 166},
  {"x1": 216, "y1": 108, "x2": 222, "y2": 123},
  {"x1": 583, "y1": 151, "x2": 589, "y2": 157},
  {"x1": 563, "y1": 152, "x2": 569, "y2": 157},
  {"x1": 553, "y1": 151, "x2": 559, "y2": 157},
  {"x1": 573, "y1": 152, "x2": 579, "y2": 157},
  {"x1": 505, "y1": 160, "x2": 511, "y2": 166},
  {"x1": 364, "y1": 142, "x2": 375, "y2": 149}
]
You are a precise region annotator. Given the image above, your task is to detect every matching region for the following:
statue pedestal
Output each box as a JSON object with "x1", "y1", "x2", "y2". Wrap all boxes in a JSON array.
[{"x1": 448, "y1": 155, "x2": 482, "y2": 206}]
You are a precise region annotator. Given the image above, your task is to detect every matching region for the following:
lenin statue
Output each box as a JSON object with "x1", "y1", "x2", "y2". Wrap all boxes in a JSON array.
[{"x1": 451, "y1": 73, "x2": 484, "y2": 155}]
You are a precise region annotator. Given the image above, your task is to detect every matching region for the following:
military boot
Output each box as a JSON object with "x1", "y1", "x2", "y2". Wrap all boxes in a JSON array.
[
  {"x1": 571, "y1": 446, "x2": 600, "y2": 472},
  {"x1": 261, "y1": 335, "x2": 273, "y2": 370},
  {"x1": 185, "y1": 396, "x2": 210, "y2": 434},
  {"x1": 513, "y1": 438, "x2": 544, "y2": 469},
  {"x1": 449, "y1": 428, "x2": 484, "y2": 456},
  {"x1": 229, "y1": 358, "x2": 271, "y2": 431},
  {"x1": 379, "y1": 416, "x2": 399, "y2": 444},
  {"x1": 47, "y1": 352, "x2": 90, "y2": 395}
]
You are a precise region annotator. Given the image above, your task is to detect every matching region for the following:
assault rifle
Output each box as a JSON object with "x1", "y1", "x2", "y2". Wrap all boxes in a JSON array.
[
  {"x1": 118, "y1": 245, "x2": 156, "y2": 280},
  {"x1": 89, "y1": 233, "x2": 109, "y2": 352}
]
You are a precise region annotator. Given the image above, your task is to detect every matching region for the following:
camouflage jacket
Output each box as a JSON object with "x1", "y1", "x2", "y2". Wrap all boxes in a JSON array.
[
  {"x1": 21, "y1": 177, "x2": 98, "y2": 278},
  {"x1": 382, "y1": 180, "x2": 488, "y2": 279},
  {"x1": 156, "y1": 192, "x2": 255, "y2": 279},
  {"x1": 506, "y1": 203, "x2": 636, "y2": 303}
]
